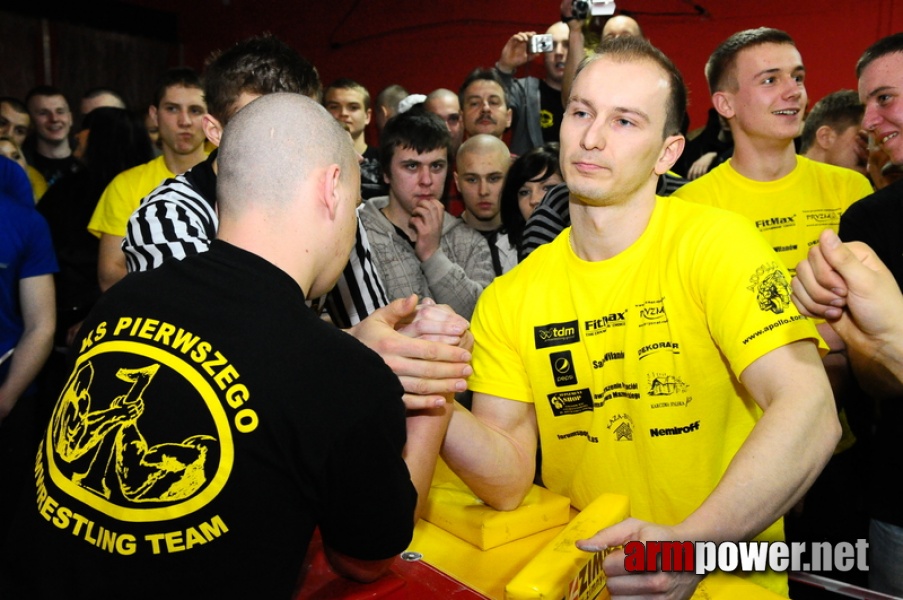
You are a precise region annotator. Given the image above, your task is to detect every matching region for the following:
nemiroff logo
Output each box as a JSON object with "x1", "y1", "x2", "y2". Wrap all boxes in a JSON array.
[{"x1": 534, "y1": 320, "x2": 580, "y2": 349}]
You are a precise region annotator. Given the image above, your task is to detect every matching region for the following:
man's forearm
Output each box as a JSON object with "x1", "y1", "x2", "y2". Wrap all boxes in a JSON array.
[
  {"x1": 676, "y1": 346, "x2": 840, "y2": 543},
  {"x1": 0, "y1": 326, "x2": 54, "y2": 421},
  {"x1": 420, "y1": 252, "x2": 487, "y2": 319},
  {"x1": 561, "y1": 23, "x2": 585, "y2": 105},
  {"x1": 98, "y1": 234, "x2": 128, "y2": 291},
  {"x1": 403, "y1": 404, "x2": 452, "y2": 522},
  {"x1": 847, "y1": 341, "x2": 903, "y2": 399},
  {"x1": 441, "y1": 400, "x2": 535, "y2": 511}
]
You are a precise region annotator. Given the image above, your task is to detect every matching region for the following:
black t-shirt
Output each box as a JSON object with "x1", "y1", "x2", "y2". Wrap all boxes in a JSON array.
[
  {"x1": 37, "y1": 170, "x2": 103, "y2": 336},
  {"x1": 539, "y1": 80, "x2": 563, "y2": 144},
  {"x1": 839, "y1": 181, "x2": 903, "y2": 528},
  {"x1": 1, "y1": 241, "x2": 415, "y2": 599},
  {"x1": 360, "y1": 145, "x2": 387, "y2": 201},
  {"x1": 31, "y1": 153, "x2": 83, "y2": 188}
]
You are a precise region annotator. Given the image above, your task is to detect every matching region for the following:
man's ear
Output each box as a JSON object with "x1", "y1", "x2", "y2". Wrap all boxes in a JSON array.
[
  {"x1": 203, "y1": 114, "x2": 224, "y2": 147},
  {"x1": 711, "y1": 91, "x2": 735, "y2": 121},
  {"x1": 655, "y1": 134, "x2": 686, "y2": 176},
  {"x1": 504, "y1": 107, "x2": 513, "y2": 129},
  {"x1": 148, "y1": 105, "x2": 159, "y2": 128},
  {"x1": 365, "y1": 108, "x2": 372, "y2": 127},
  {"x1": 322, "y1": 164, "x2": 342, "y2": 220},
  {"x1": 815, "y1": 124, "x2": 837, "y2": 150}
]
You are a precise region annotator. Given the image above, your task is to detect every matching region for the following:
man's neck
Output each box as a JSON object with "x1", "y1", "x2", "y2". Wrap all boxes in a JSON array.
[
  {"x1": 352, "y1": 133, "x2": 368, "y2": 156},
  {"x1": 36, "y1": 138, "x2": 71, "y2": 159},
  {"x1": 163, "y1": 145, "x2": 207, "y2": 176},
  {"x1": 729, "y1": 134, "x2": 798, "y2": 182},
  {"x1": 568, "y1": 188, "x2": 657, "y2": 262},
  {"x1": 544, "y1": 77, "x2": 562, "y2": 92},
  {"x1": 462, "y1": 210, "x2": 501, "y2": 232}
]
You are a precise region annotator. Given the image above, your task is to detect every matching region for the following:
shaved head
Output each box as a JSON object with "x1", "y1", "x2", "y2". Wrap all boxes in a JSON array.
[
  {"x1": 455, "y1": 134, "x2": 511, "y2": 229},
  {"x1": 456, "y1": 133, "x2": 510, "y2": 166},
  {"x1": 602, "y1": 15, "x2": 643, "y2": 39},
  {"x1": 217, "y1": 93, "x2": 356, "y2": 218}
]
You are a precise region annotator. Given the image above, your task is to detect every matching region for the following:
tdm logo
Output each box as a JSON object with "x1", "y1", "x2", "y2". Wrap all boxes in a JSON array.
[{"x1": 534, "y1": 320, "x2": 580, "y2": 349}]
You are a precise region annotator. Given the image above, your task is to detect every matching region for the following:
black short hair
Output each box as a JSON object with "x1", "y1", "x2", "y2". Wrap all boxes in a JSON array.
[
  {"x1": 458, "y1": 68, "x2": 508, "y2": 109},
  {"x1": 378, "y1": 111, "x2": 450, "y2": 177},
  {"x1": 203, "y1": 34, "x2": 321, "y2": 124},
  {"x1": 799, "y1": 90, "x2": 863, "y2": 153},
  {"x1": 857, "y1": 32, "x2": 903, "y2": 79},
  {"x1": 153, "y1": 67, "x2": 203, "y2": 108},
  {"x1": 25, "y1": 85, "x2": 70, "y2": 112},
  {"x1": 324, "y1": 78, "x2": 371, "y2": 111},
  {"x1": 0, "y1": 96, "x2": 28, "y2": 116},
  {"x1": 500, "y1": 142, "x2": 561, "y2": 250},
  {"x1": 706, "y1": 28, "x2": 795, "y2": 95}
]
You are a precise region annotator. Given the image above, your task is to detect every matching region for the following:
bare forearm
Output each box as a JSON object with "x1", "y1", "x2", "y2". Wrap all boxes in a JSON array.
[
  {"x1": 98, "y1": 234, "x2": 127, "y2": 292},
  {"x1": 0, "y1": 327, "x2": 54, "y2": 421},
  {"x1": 441, "y1": 401, "x2": 535, "y2": 511},
  {"x1": 677, "y1": 387, "x2": 839, "y2": 543},
  {"x1": 847, "y1": 343, "x2": 903, "y2": 399},
  {"x1": 403, "y1": 404, "x2": 452, "y2": 522},
  {"x1": 561, "y1": 24, "x2": 585, "y2": 105}
]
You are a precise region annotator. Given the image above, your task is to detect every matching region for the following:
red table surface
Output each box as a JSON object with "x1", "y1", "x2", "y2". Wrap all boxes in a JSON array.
[{"x1": 293, "y1": 529, "x2": 488, "y2": 600}]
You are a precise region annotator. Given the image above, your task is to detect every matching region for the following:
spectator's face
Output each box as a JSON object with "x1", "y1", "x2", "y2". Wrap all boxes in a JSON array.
[
  {"x1": 860, "y1": 52, "x2": 903, "y2": 165},
  {"x1": 0, "y1": 102, "x2": 30, "y2": 147},
  {"x1": 455, "y1": 146, "x2": 509, "y2": 224},
  {"x1": 462, "y1": 80, "x2": 512, "y2": 138},
  {"x1": 425, "y1": 95, "x2": 464, "y2": 155},
  {"x1": 27, "y1": 94, "x2": 72, "y2": 145},
  {"x1": 718, "y1": 43, "x2": 806, "y2": 143},
  {"x1": 517, "y1": 170, "x2": 563, "y2": 220},
  {"x1": 824, "y1": 124, "x2": 868, "y2": 175},
  {"x1": 543, "y1": 23, "x2": 570, "y2": 86},
  {"x1": 151, "y1": 84, "x2": 207, "y2": 157},
  {"x1": 324, "y1": 87, "x2": 371, "y2": 140},
  {"x1": 385, "y1": 145, "x2": 448, "y2": 215},
  {"x1": 560, "y1": 56, "x2": 679, "y2": 205},
  {"x1": 0, "y1": 138, "x2": 27, "y2": 171}
]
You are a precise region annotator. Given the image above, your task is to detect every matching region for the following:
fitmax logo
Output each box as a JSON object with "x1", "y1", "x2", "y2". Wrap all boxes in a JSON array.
[
  {"x1": 755, "y1": 215, "x2": 796, "y2": 229},
  {"x1": 534, "y1": 320, "x2": 580, "y2": 349}
]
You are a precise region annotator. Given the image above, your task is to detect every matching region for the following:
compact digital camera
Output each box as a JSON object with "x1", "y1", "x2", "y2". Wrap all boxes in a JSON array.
[
  {"x1": 529, "y1": 34, "x2": 554, "y2": 53},
  {"x1": 572, "y1": 0, "x2": 617, "y2": 20}
]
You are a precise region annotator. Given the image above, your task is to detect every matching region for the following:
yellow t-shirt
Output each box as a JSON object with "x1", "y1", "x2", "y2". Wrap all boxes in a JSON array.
[
  {"x1": 26, "y1": 165, "x2": 47, "y2": 202},
  {"x1": 87, "y1": 155, "x2": 175, "y2": 238},
  {"x1": 672, "y1": 155, "x2": 873, "y2": 274},
  {"x1": 469, "y1": 196, "x2": 822, "y2": 596}
]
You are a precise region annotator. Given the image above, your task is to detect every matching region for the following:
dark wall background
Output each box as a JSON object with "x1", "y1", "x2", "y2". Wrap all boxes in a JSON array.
[{"x1": 2, "y1": 0, "x2": 902, "y2": 141}]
